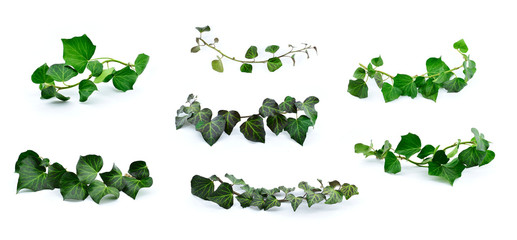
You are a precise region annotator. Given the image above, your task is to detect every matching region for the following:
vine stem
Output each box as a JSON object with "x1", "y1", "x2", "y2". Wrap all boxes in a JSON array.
[
  {"x1": 389, "y1": 140, "x2": 476, "y2": 167},
  {"x1": 92, "y1": 57, "x2": 134, "y2": 67},
  {"x1": 359, "y1": 63, "x2": 394, "y2": 79},
  {"x1": 198, "y1": 38, "x2": 314, "y2": 64},
  {"x1": 359, "y1": 63, "x2": 464, "y2": 81}
]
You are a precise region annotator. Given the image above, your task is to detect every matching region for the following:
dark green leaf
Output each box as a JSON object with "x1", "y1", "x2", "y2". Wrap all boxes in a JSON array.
[
  {"x1": 428, "y1": 158, "x2": 465, "y2": 185},
  {"x1": 414, "y1": 76, "x2": 425, "y2": 88},
  {"x1": 353, "y1": 67, "x2": 366, "y2": 80},
  {"x1": 298, "y1": 181, "x2": 314, "y2": 194},
  {"x1": 32, "y1": 63, "x2": 54, "y2": 84},
  {"x1": 443, "y1": 77, "x2": 467, "y2": 93},
  {"x1": 113, "y1": 66, "x2": 138, "y2": 92},
  {"x1": 100, "y1": 164, "x2": 125, "y2": 191},
  {"x1": 295, "y1": 96, "x2": 319, "y2": 125},
  {"x1": 267, "y1": 57, "x2": 282, "y2": 72},
  {"x1": 41, "y1": 86, "x2": 57, "y2": 99},
  {"x1": 47, "y1": 162, "x2": 67, "y2": 189},
  {"x1": 55, "y1": 92, "x2": 70, "y2": 101},
  {"x1": 265, "y1": 45, "x2": 280, "y2": 54},
  {"x1": 432, "y1": 150, "x2": 449, "y2": 164},
  {"x1": 279, "y1": 186, "x2": 295, "y2": 194},
  {"x1": 191, "y1": 175, "x2": 214, "y2": 200},
  {"x1": 88, "y1": 180, "x2": 120, "y2": 204},
  {"x1": 128, "y1": 161, "x2": 150, "y2": 180},
  {"x1": 235, "y1": 191, "x2": 253, "y2": 208},
  {"x1": 285, "y1": 116, "x2": 312, "y2": 146},
  {"x1": 62, "y1": 34, "x2": 96, "y2": 73},
  {"x1": 207, "y1": 182, "x2": 234, "y2": 209},
  {"x1": 78, "y1": 79, "x2": 98, "y2": 102},
  {"x1": 266, "y1": 114, "x2": 288, "y2": 135},
  {"x1": 16, "y1": 155, "x2": 51, "y2": 193},
  {"x1": 374, "y1": 72, "x2": 383, "y2": 88},
  {"x1": 134, "y1": 53, "x2": 150, "y2": 75},
  {"x1": 259, "y1": 98, "x2": 281, "y2": 117},
  {"x1": 426, "y1": 57, "x2": 450, "y2": 77},
  {"x1": 251, "y1": 193, "x2": 265, "y2": 209},
  {"x1": 306, "y1": 192, "x2": 325, "y2": 207},
  {"x1": 371, "y1": 56, "x2": 383, "y2": 67},
  {"x1": 322, "y1": 186, "x2": 343, "y2": 204},
  {"x1": 224, "y1": 173, "x2": 245, "y2": 185},
  {"x1": 196, "y1": 115, "x2": 226, "y2": 146},
  {"x1": 328, "y1": 180, "x2": 341, "y2": 189},
  {"x1": 480, "y1": 150, "x2": 495, "y2": 166},
  {"x1": 76, "y1": 154, "x2": 103, "y2": 184},
  {"x1": 279, "y1": 96, "x2": 296, "y2": 113},
  {"x1": 15, "y1": 150, "x2": 40, "y2": 173},
  {"x1": 240, "y1": 63, "x2": 252, "y2": 73},
  {"x1": 347, "y1": 79, "x2": 368, "y2": 98},
  {"x1": 245, "y1": 46, "x2": 258, "y2": 59},
  {"x1": 381, "y1": 83, "x2": 402, "y2": 102},
  {"x1": 395, "y1": 133, "x2": 422, "y2": 158},
  {"x1": 94, "y1": 67, "x2": 115, "y2": 83},
  {"x1": 188, "y1": 108, "x2": 212, "y2": 126},
  {"x1": 418, "y1": 79, "x2": 440, "y2": 102},
  {"x1": 458, "y1": 147, "x2": 486, "y2": 168},
  {"x1": 417, "y1": 145, "x2": 435, "y2": 159},
  {"x1": 453, "y1": 39, "x2": 468, "y2": 53},
  {"x1": 87, "y1": 60, "x2": 103, "y2": 77},
  {"x1": 240, "y1": 115, "x2": 266, "y2": 143},
  {"x1": 367, "y1": 63, "x2": 376, "y2": 77},
  {"x1": 393, "y1": 74, "x2": 417, "y2": 98},
  {"x1": 217, "y1": 110, "x2": 241, "y2": 135},
  {"x1": 47, "y1": 64, "x2": 78, "y2": 82},
  {"x1": 286, "y1": 194, "x2": 303, "y2": 211},
  {"x1": 263, "y1": 195, "x2": 281, "y2": 210},
  {"x1": 122, "y1": 176, "x2": 153, "y2": 199},
  {"x1": 59, "y1": 172, "x2": 88, "y2": 200},
  {"x1": 339, "y1": 183, "x2": 359, "y2": 200},
  {"x1": 384, "y1": 151, "x2": 401, "y2": 174},
  {"x1": 195, "y1": 26, "x2": 211, "y2": 33},
  {"x1": 211, "y1": 59, "x2": 224, "y2": 72}
]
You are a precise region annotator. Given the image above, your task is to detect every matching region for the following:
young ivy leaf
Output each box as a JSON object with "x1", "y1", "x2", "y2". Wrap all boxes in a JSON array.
[
  {"x1": 381, "y1": 83, "x2": 402, "y2": 103},
  {"x1": 471, "y1": 128, "x2": 488, "y2": 151},
  {"x1": 128, "y1": 161, "x2": 150, "y2": 179},
  {"x1": 306, "y1": 192, "x2": 325, "y2": 207},
  {"x1": 76, "y1": 154, "x2": 103, "y2": 184},
  {"x1": 62, "y1": 34, "x2": 96, "y2": 73},
  {"x1": 195, "y1": 26, "x2": 211, "y2": 33},
  {"x1": 16, "y1": 155, "x2": 51, "y2": 193},
  {"x1": 87, "y1": 60, "x2": 103, "y2": 77},
  {"x1": 94, "y1": 67, "x2": 115, "y2": 83},
  {"x1": 286, "y1": 194, "x2": 303, "y2": 211},
  {"x1": 432, "y1": 150, "x2": 450, "y2": 165},
  {"x1": 393, "y1": 74, "x2": 417, "y2": 98},
  {"x1": 134, "y1": 53, "x2": 150, "y2": 75},
  {"x1": 267, "y1": 57, "x2": 282, "y2": 72},
  {"x1": 245, "y1": 46, "x2": 258, "y2": 59},
  {"x1": 217, "y1": 110, "x2": 241, "y2": 135},
  {"x1": 384, "y1": 151, "x2": 401, "y2": 174},
  {"x1": 224, "y1": 173, "x2": 245, "y2": 185},
  {"x1": 353, "y1": 67, "x2": 366, "y2": 80},
  {"x1": 195, "y1": 115, "x2": 226, "y2": 146},
  {"x1": 395, "y1": 133, "x2": 422, "y2": 158},
  {"x1": 78, "y1": 80, "x2": 98, "y2": 102},
  {"x1": 240, "y1": 115, "x2": 266, "y2": 143},
  {"x1": 295, "y1": 96, "x2": 319, "y2": 126},
  {"x1": 211, "y1": 59, "x2": 224, "y2": 73},
  {"x1": 417, "y1": 145, "x2": 435, "y2": 159},
  {"x1": 122, "y1": 176, "x2": 153, "y2": 199},
  {"x1": 347, "y1": 79, "x2": 368, "y2": 98},
  {"x1": 240, "y1": 63, "x2": 253, "y2": 73},
  {"x1": 191, "y1": 175, "x2": 215, "y2": 200},
  {"x1": 100, "y1": 164, "x2": 125, "y2": 191},
  {"x1": 59, "y1": 172, "x2": 89, "y2": 201},
  {"x1": 264, "y1": 195, "x2": 281, "y2": 210},
  {"x1": 258, "y1": 98, "x2": 281, "y2": 117},
  {"x1": 322, "y1": 186, "x2": 344, "y2": 204},
  {"x1": 453, "y1": 39, "x2": 468, "y2": 53},
  {"x1": 32, "y1": 63, "x2": 54, "y2": 84},
  {"x1": 371, "y1": 56, "x2": 383, "y2": 67},
  {"x1": 207, "y1": 182, "x2": 234, "y2": 209},
  {"x1": 339, "y1": 184, "x2": 359, "y2": 200},
  {"x1": 265, "y1": 45, "x2": 280, "y2": 54},
  {"x1": 284, "y1": 116, "x2": 312, "y2": 146},
  {"x1": 112, "y1": 66, "x2": 138, "y2": 92},
  {"x1": 47, "y1": 64, "x2": 78, "y2": 82},
  {"x1": 87, "y1": 180, "x2": 120, "y2": 204},
  {"x1": 235, "y1": 191, "x2": 253, "y2": 208}
]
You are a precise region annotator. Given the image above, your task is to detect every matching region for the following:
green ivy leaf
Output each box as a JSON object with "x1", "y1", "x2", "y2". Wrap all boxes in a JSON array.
[
  {"x1": 453, "y1": 39, "x2": 468, "y2": 53},
  {"x1": 306, "y1": 192, "x2": 325, "y2": 207},
  {"x1": 211, "y1": 59, "x2": 224, "y2": 72},
  {"x1": 195, "y1": 26, "x2": 211, "y2": 33},
  {"x1": 279, "y1": 96, "x2": 296, "y2": 113},
  {"x1": 442, "y1": 77, "x2": 467, "y2": 93},
  {"x1": 16, "y1": 155, "x2": 51, "y2": 193},
  {"x1": 76, "y1": 154, "x2": 103, "y2": 184},
  {"x1": 191, "y1": 46, "x2": 201, "y2": 53},
  {"x1": 134, "y1": 53, "x2": 150, "y2": 75},
  {"x1": 471, "y1": 128, "x2": 488, "y2": 151},
  {"x1": 62, "y1": 34, "x2": 96, "y2": 73},
  {"x1": 196, "y1": 115, "x2": 226, "y2": 146},
  {"x1": 217, "y1": 110, "x2": 241, "y2": 135},
  {"x1": 298, "y1": 181, "x2": 314, "y2": 194},
  {"x1": 285, "y1": 116, "x2": 312, "y2": 146},
  {"x1": 240, "y1": 63, "x2": 252, "y2": 73},
  {"x1": 188, "y1": 108, "x2": 212, "y2": 126},
  {"x1": 47, "y1": 162, "x2": 67, "y2": 189},
  {"x1": 339, "y1": 183, "x2": 359, "y2": 200},
  {"x1": 373, "y1": 72, "x2": 383, "y2": 89},
  {"x1": 251, "y1": 193, "x2": 265, "y2": 210},
  {"x1": 458, "y1": 147, "x2": 486, "y2": 168},
  {"x1": 41, "y1": 86, "x2": 57, "y2": 99},
  {"x1": 122, "y1": 176, "x2": 153, "y2": 199},
  {"x1": 395, "y1": 133, "x2": 422, "y2": 158},
  {"x1": 480, "y1": 150, "x2": 495, "y2": 166},
  {"x1": 267, "y1": 57, "x2": 282, "y2": 72},
  {"x1": 371, "y1": 56, "x2": 383, "y2": 67},
  {"x1": 295, "y1": 96, "x2": 319, "y2": 125},
  {"x1": 47, "y1": 64, "x2": 78, "y2": 82},
  {"x1": 264, "y1": 195, "x2": 281, "y2": 210},
  {"x1": 353, "y1": 67, "x2": 366, "y2": 80},
  {"x1": 426, "y1": 57, "x2": 453, "y2": 84},
  {"x1": 207, "y1": 182, "x2": 234, "y2": 209},
  {"x1": 266, "y1": 114, "x2": 288, "y2": 135},
  {"x1": 428, "y1": 158, "x2": 465, "y2": 185},
  {"x1": 414, "y1": 76, "x2": 426, "y2": 88},
  {"x1": 432, "y1": 150, "x2": 450, "y2": 164},
  {"x1": 322, "y1": 186, "x2": 344, "y2": 204},
  {"x1": 417, "y1": 145, "x2": 435, "y2": 159},
  {"x1": 100, "y1": 164, "x2": 125, "y2": 191},
  {"x1": 55, "y1": 92, "x2": 70, "y2": 101},
  {"x1": 128, "y1": 161, "x2": 150, "y2": 180},
  {"x1": 367, "y1": 63, "x2": 376, "y2": 77},
  {"x1": 87, "y1": 180, "x2": 120, "y2": 204},
  {"x1": 87, "y1": 60, "x2": 103, "y2": 77},
  {"x1": 384, "y1": 151, "x2": 401, "y2": 174},
  {"x1": 418, "y1": 79, "x2": 440, "y2": 102},
  {"x1": 245, "y1": 46, "x2": 258, "y2": 59},
  {"x1": 354, "y1": 143, "x2": 371, "y2": 154},
  {"x1": 224, "y1": 173, "x2": 245, "y2": 185},
  {"x1": 265, "y1": 45, "x2": 280, "y2": 54},
  {"x1": 381, "y1": 83, "x2": 402, "y2": 102},
  {"x1": 279, "y1": 186, "x2": 295, "y2": 194},
  {"x1": 348, "y1": 79, "x2": 368, "y2": 98},
  {"x1": 393, "y1": 74, "x2": 417, "y2": 98},
  {"x1": 463, "y1": 60, "x2": 476, "y2": 81},
  {"x1": 94, "y1": 67, "x2": 115, "y2": 83},
  {"x1": 286, "y1": 194, "x2": 303, "y2": 211},
  {"x1": 258, "y1": 98, "x2": 281, "y2": 117},
  {"x1": 59, "y1": 172, "x2": 88, "y2": 200},
  {"x1": 113, "y1": 66, "x2": 138, "y2": 92},
  {"x1": 15, "y1": 150, "x2": 41, "y2": 173},
  {"x1": 32, "y1": 63, "x2": 54, "y2": 84},
  {"x1": 235, "y1": 191, "x2": 253, "y2": 208},
  {"x1": 240, "y1": 115, "x2": 266, "y2": 143},
  {"x1": 191, "y1": 175, "x2": 214, "y2": 200},
  {"x1": 78, "y1": 79, "x2": 98, "y2": 102}
]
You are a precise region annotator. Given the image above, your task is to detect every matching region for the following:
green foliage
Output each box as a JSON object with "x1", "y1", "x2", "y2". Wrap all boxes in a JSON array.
[
  {"x1": 31, "y1": 34, "x2": 149, "y2": 102},
  {"x1": 348, "y1": 39, "x2": 475, "y2": 102},
  {"x1": 192, "y1": 26, "x2": 316, "y2": 73},
  {"x1": 176, "y1": 94, "x2": 319, "y2": 146},
  {"x1": 191, "y1": 174, "x2": 358, "y2": 211},
  {"x1": 15, "y1": 150, "x2": 152, "y2": 203},
  {"x1": 355, "y1": 128, "x2": 494, "y2": 185}
]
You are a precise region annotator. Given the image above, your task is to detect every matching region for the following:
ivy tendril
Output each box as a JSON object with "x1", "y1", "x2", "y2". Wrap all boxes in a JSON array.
[
  {"x1": 191, "y1": 174, "x2": 358, "y2": 211},
  {"x1": 191, "y1": 26, "x2": 317, "y2": 73},
  {"x1": 31, "y1": 34, "x2": 150, "y2": 102},
  {"x1": 354, "y1": 128, "x2": 495, "y2": 185},
  {"x1": 15, "y1": 150, "x2": 153, "y2": 203},
  {"x1": 348, "y1": 39, "x2": 476, "y2": 102},
  {"x1": 176, "y1": 94, "x2": 319, "y2": 146}
]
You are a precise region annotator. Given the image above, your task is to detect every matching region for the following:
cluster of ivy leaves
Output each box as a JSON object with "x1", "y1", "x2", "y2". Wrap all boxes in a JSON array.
[
  {"x1": 15, "y1": 150, "x2": 152, "y2": 203},
  {"x1": 176, "y1": 94, "x2": 319, "y2": 146},
  {"x1": 348, "y1": 39, "x2": 476, "y2": 102},
  {"x1": 191, "y1": 174, "x2": 358, "y2": 211},
  {"x1": 191, "y1": 26, "x2": 317, "y2": 73},
  {"x1": 31, "y1": 34, "x2": 149, "y2": 102},
  {"x1": 354, "y1": 128, "x2": 494, "y2": 185}
]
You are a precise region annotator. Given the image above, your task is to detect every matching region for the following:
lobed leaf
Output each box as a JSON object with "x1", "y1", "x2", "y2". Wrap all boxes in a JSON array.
[
  {"x1": 32, "y1": 63, "x2": 54, "y2": 84},
  {"x1": 393, "y1": 74, "x2": 417, "y2": 98},
  {"x1": 381, "y1": 83, "x2": 402, "y2": 102},
  {"x1": 100, "y1": 164, "x2": 125, "y2": 191},
  {"x1": 443, "y1": 77, "x2": 467, "y2": 93},
  {"x1": 266, "y1": 114, "x2": 288, "y2": 136},
  {"x1": 62, "y1": 34, "x2": 96, "y2": 73},
  {"x1": 188, "y1": 108, "x2": 212, "y2": 126},
  {"x1": 112, "y1": 66, "x2": 138, "y2": 92},
  {"x1": 240, "y1": 115, "x2": 266, "y2": 143},
  {"x1": 286, "y1": 194, "x2": 303, "y2": 211},
  {"x1": 47, "y1": 162, "x2": 67, "y2": 189},
  {"x1": 217, "y1": 110, "x2": 241, "y2": 135},
  {"x1": 258, "y1": 98, "x2": 281, "y2": 117},
  {"x1": 295, "y1": 96, "x2": 319, "y2": 125},
  {"x1": 122, "y1": 176, "x2": 153, "y2": 199},
  {"x1": 322, "y1": 186, "x2": 343, "y2": 204},
  {"x1": 284, "y1": 116, "x2": 312, "y2": 146},
  {"x1": 87, "y1": 60, "x2": 103, "y2": 77},
  {"x1": 207, "y1": 182, "x2": 234, "y2": 209},
  {"x1": 76, "y1": 154, "x2": 103, "y2": 184},
  {"x1": 395, "y1": 133, "x2": 422, "y2": 158},
  {"x1": 88, "y1": 180, "x2": 120, "y2": 204},
  {"x1": 196, "y1": 115, "x2": 226, "y2": 146},
  {"x1": 279, "y1": 96, "x2": 296, "y2": 113},
  {"x1": 128, "y1": 161, "x2": 150, "y2": 179},
  {"x1": 191, "y1": 175, "x2": 214, "y2": 200},
  {"x1": 78, "y1": 80, "x2": 98, "y2": 102},
  {"x1": 16, "y1": 155, "x2": 51, "y2": 193},
  {"x1": 59, "y1": 172, "x2": 88, "y2": 201},
  {"x1": 339, "y1": 184, "x2": 359, "y2": 200},
  {"x1": 458, "y1": 147, "x2": 486, "y2": 168},
  {"x1": 348, "y1": 79, "x2": 368, "y2": 98},
  {"x1": 47, "y1": 64, "x2": 78, "y2": 82}
]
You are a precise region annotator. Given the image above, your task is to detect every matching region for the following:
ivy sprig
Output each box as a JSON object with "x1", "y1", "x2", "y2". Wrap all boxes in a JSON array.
[
  {"x1": 15, "y1": 150, "x2": 152, "y2": 203},
  {"x1": 191, "y1": 26, "x2": 317, "y2": 73},
  {"x1": 176, "y1": 94, "x2": 319, "y2": 146},
  {"x1": 355, "y1": 128, "x2": 494, "y2": 185},
  {"x1": 32, "y1": 34, "x2": 150, "y2": 102},
  {"x1": 191, "y1": 174, "x2": 358, "y2": 211},
  {"x1": 348, "y1": 39, "x2": 476, "y2": 102}
]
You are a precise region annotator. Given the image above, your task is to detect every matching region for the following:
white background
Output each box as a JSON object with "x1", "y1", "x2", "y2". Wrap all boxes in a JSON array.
[{"x1": 1, "y1": 0, "x2": 516, "y2": 239}]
